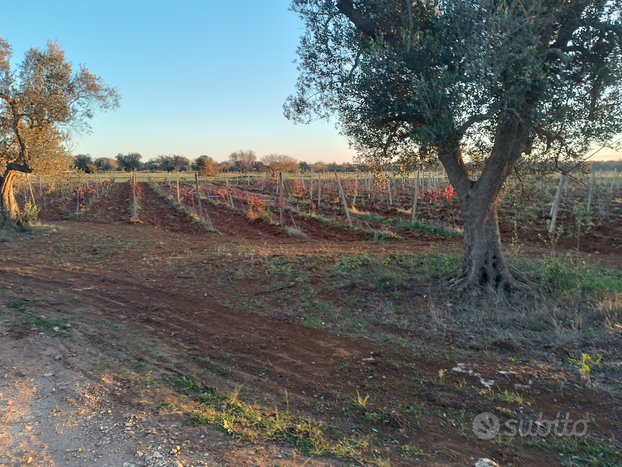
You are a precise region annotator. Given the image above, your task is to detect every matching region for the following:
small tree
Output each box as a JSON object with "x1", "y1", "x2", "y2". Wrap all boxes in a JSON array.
[
  {"x1": 261, "y1": 154, "x2": 299, "y2": 176},
  {"x1": 84, "y1": 164, "x2": 97, "y2": 174},
  {"x1": 194, "y1": 155, "x2": 220, "y2": 177},
  {"x1": 116, "y1": 153, "x2": 142, "y2": 172},
  {"x1": 286, "y1": 0, "x2": 622, "y2": 292},
  {"x1": 0, "y1": 38, "x2": 119, "y2": 225},
  {"x1": 74, "y1": 154, "x2": 93, "y2": 171},
  {"x1": 229, "y1": 149, "x2": 257, "y2": 173},
  {"x1": 312, "y1": 161, "x2": 328, "y2": 172},
  {"x1": 153, "y1": 154, "x2": 190, "y2": 172},
  {"x1": 94, "y1": 157, "x2": 119, "y2": 171}
]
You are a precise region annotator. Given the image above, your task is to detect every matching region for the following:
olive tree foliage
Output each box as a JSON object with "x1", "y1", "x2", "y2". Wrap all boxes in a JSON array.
[
  {"x1": 74, "y1": 154, "x2": 93, "y2": 170},
  {"x1": 116, "y1": 153, "x2": 143, "y2": 172},
  {"x1": 260, "y1": 154, "x2": 299, "y2": 176},
  {"x1": 229, "y1": 149, "x2": 257, "y2": 173},
  {"x1": 0, "y1": 38, "x2": 119, "y2": 225},
  {"x1": 194, "y1": 155, "x2": 221, "y2": 176},
  {"x1": 285, "y1": 0, "x2": 622, "y2": 292},
  {"x1": 94, "y1": 157, "x2": 118, "y2": 171},
  {"x1": 152, "y1": 154, "x2": 191, "y2": 172}
]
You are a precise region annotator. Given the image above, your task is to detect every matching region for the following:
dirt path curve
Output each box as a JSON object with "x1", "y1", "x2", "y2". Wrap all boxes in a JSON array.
[
  {"x1": 0, "y1": 236, "x2": 488, "y2": 466},
  {"x1": 1, "y1": 220, "x2": 604, "y2": 467}
]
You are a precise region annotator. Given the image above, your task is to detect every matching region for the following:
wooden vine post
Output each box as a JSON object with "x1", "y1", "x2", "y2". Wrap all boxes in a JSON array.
[
  {"x1": 176, "y1": 171, "x2": 181, "y2": 205},
  {"x1": 39, "y1": 176, "x2": 45, "y2": 208},
  {"x1": 317, "y1": 172, "x2": 322, "y2": 207},
  {"x1": 411, "y1": 170, "x2": 420, "y2": 223},
  {"x1": 587, "y1": 169, "x2": 595, "y2": 213},
  {"x1": 549, "y1": 174, "x2": 565, "y2": 233},
  {"x1": 224, "y1": 173, "x2": 234, "y2": 208},
  {"x1": 392, "y1": 172, "x2": 396, "y2": 203},
  {"x1": 195, "y1": 173, "x2": 203, "y2": 222},
  {"x1": 279, "y1": 172, "x2": 285, "y2": 225},
  {"x1": 132, "y1": 172, "x2": 138, "y2": 219},
  {"x1": 27, "y1": 175, "x2": 36, "y2": 206},
  {"x1": 352, "y1": 172, "x2": 358, "y2": 206},
  {"x1": 335, "y1": 173, "x2": 353, "y2": 227}
]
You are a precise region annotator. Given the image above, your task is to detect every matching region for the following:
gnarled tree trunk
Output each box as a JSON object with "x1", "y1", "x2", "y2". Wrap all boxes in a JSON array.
[
  {"x1": 1, "y1": 163, "x2": 32, "y2": 227},
  {"x1": 449, "y1": 197, "x2": 532, "y2": 293},
  {"x1": 441, "y1": 120, "x2": 534, "y2": 293}
]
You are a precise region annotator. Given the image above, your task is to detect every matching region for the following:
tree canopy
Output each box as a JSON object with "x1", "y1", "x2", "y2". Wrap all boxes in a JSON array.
[
  {"x1": 94, "y1": 157, "x2": 118, "y2": 171},
  {"x1": 0, "y1": 38, "x2": 119, "y2": 224},
  {"x1": 151, "y1": 154, "x2": 191, "y2": 172},
  {"x1": 260, "y1": 154, "x2": 299, "y2": 176},
  {"x1": 194, "y1": 155, "x2": 221, "y2": 176},
  {"x1": 285, "y1": 0, "x2": 622, "y2": 292},
  {"x1": 229, "y1": 150, "x2": 257, "y2": 173},
  {"x1": 116, "y1": 153, "x2": 142, "y2": 172}
]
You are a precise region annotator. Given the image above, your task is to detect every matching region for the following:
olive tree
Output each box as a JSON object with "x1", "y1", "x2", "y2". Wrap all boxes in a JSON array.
[
  {"x1": 0, "y1": 38, "x2": 119, "y2": 226},
  {"x1": 194, "y1": 155, "x2": 220, "y2": 177},
  {"x1": 285, "y1": 0, "x2": 622, "y2": 292},
  {"x1": 116, "y1": 153, "x2": 143, "y2": 172},
  {"x1": 260, "y1": 154, "x2": 299, "y2": 176},
  {"x1": 229, "y1": 149, "x2": 257, "y2": 173},
  {"x1": 94, "y1": 157, "x2": 118, "y2": 171}
]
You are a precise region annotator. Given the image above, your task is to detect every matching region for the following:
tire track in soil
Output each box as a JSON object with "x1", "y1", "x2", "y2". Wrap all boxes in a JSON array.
[
  {"x1": 0, "y1": 262, "x2": 562, "y2": 467},
  {"x1": 1, "y1": 219, "x2": 611, "y2": 466}
]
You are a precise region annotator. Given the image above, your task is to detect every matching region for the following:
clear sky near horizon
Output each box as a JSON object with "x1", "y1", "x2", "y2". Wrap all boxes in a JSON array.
[
  {"x1": 1, "y1": 1, "x2": 620, "y2": 163},
  {"x1": 0, "y1": 0, "x2": 357, "y2": 164}
]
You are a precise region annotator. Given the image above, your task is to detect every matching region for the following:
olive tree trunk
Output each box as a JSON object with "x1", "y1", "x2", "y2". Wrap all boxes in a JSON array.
[
  {"x1": 449, "y1": 198, "x2": 532, "y2": 293},
  {"x1": 441, "y1": 120, "x2": 534, "y2": 293},
  {"x1": 1, "y1": 163, "x2": 32, "y2": 227}
]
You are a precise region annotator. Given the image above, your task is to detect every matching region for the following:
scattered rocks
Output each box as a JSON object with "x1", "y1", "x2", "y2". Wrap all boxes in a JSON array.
[{"x1": 475, "y1": 459, "x2": 500, "y2": 467}]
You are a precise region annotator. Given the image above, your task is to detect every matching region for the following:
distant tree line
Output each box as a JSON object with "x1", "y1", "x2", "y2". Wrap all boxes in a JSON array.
[
  {"x1": 71, "y1": 150, "x2": 367, "y2": 174},
  {"x1": 591, "y1": 160, "x2": 622, "y2": 171},
  {"x1": 73, "y1": 152, "x2": 621, "y2": 175}
]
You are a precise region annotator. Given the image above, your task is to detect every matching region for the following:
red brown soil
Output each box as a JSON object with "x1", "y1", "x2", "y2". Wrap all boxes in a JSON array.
[{"x1": 2, "y1": 182, "x2": 621, "y2": 466}]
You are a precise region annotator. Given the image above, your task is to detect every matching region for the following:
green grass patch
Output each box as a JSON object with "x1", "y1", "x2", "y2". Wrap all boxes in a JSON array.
[
  {"x1": 516, "y1": 253, "x2": 622, "y2": 299},
  {"x1": 0, "y1": 224, "x2": 60, "y2": 242},
  {"x1": 351, "y1": 211, "x2": 462, "y2": 236},
  {"x1": 525, "y1": 436, "x2": 622, "y2": 467},
  {"x1": 9, "y1": 312, "x2": 75, "y2": 337},
  {"x1": 162, "y1": 372, "x2": 202, "y2": 391},
  {"x1": 386, "y1": 219, "x2": 463, "y2": 237},
  {"x1": 155, "y1": 376, "x2": 376, "y2": 460},
  {"x1": 367, "y1": 228, "x2": 401, "y2": 242}
]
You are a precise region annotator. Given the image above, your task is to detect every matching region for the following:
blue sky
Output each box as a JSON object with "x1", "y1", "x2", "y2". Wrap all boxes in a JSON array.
[
  {"x1": 0, "y1": 0, "x2": 355, "y2": 163},
  {"x1": 1, "y1": 1, "x2": 619, "y2": 163}
]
